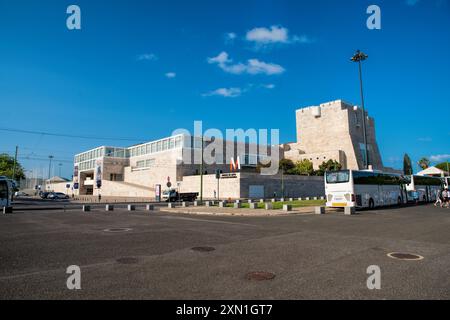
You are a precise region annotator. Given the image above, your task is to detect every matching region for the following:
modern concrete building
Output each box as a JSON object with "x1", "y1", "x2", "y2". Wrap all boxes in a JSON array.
[
  {"x1": 72, "y1": 99, "x2": 392, "y2": 199},
  {"x1": 284, "y1": 99, "x2": 386, "y2": 171}
]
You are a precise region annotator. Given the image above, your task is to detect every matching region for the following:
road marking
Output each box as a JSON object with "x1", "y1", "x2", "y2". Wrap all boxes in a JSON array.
[{"x1": 158, "y1": 215, "x2": 258, "y2": 227}]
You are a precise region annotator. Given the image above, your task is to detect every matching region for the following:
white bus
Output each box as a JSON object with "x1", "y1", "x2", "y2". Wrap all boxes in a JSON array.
[
  {"x1": 0, "y1": 176, "x2": 13, "y2": 209},
  {"x1": 405, "y1": 175, "x2": 442, "y2": 203},
  {"x1": 325, "y1": 170, "x2": 406, "y2": 209}
]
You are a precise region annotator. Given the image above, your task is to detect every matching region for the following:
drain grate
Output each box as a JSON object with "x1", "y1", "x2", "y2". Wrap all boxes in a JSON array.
[
  {"x1": 191, "y1": 246, "x2": 215, "y2": 252},
  {"x1": 116, "y1": 257, "x2": 139, "y2": 264},
  {"x1": 245, "y1": 271, "x2": 276, "y2": 281},
  {"x1": 103, "y1": 228, "x2": 132, "y2": 233},
  {"x1": 387, "y1": 252, "x2": 424, "y2": 261}
]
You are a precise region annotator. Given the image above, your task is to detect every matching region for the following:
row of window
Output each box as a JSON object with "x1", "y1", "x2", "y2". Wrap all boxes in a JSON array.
[
  {"x1": 75, "y1": 147, "x2": 128, "y2": 163},
  {"x1": 136, "y1": 159, "x2": 156, "y2": 168},
  {"x1": 78, "y1": 160, "x2": 96, "y2": 172},
  {"x1": 129, "y1": 136, "x2": 183, "y2": 158}
]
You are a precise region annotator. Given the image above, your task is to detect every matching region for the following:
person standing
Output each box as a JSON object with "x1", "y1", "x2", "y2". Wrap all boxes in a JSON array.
[
  {"x1": 435, "y1": 189, "x2": 443, "y2": 207},
  {"x1": 442, "y1": 188, "x2": 449, "y2": 208}
]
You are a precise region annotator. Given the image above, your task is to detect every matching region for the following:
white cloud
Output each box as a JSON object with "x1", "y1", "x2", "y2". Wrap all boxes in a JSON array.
[
  {"x1": 417, "y1": 137, "x2": 432, "y2": 142},
  {"x1": 137, "y1": 53, "x2": 158, "y2": 61},
  {"x1": 165, "y1": 72, "x2": 176, "y2": 78},
  {"x1": 262, "y1": 84, "x2": 275, "y2": 89},
  {"x1": 202, "y1": 87, "x2": 242, "y2": 98},
  {"x1": 245, "y1": 25, "x2": 313, "y2": 46},
  {"x1": 406, "y1": 0, "x2": 420, "y2": 6},
  {"x1": 429, "y1": 154, "x2": 450, "y2": 162},
  {"x1": 207, "y1": 51, "x2": 285, "y2": 75},
  {"x1": 225, "y1": 32, "x2": 237, "y2": 43}
]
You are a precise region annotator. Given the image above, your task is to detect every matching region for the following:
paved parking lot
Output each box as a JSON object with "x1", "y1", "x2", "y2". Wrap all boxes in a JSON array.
[{"x1": 0, "y1": 203, "x2": 449, "y2": 299}]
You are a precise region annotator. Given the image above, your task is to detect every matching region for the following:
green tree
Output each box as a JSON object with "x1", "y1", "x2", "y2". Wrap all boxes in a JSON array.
[
  {"x1": 315, "y1": 159, "x2": 342, "y2": 176},
  {"x1": 403, "y1": 154, "x2": 413, "y2": 175},
  {"x1": 0, "y1": 153, "x2": 25, "y2": 181},
  {"x1": 417, "y1": 157, "x2": 430, "y2": 170},
  {"x1": 290, "y1": 159, "x2": 314, "y2": 175},
  {"x1": 279, "y1": 158, "x2": 295, "y2": 172},
  {"x1": 436, "y1": 161, "x2": 450, "y2": 173}
]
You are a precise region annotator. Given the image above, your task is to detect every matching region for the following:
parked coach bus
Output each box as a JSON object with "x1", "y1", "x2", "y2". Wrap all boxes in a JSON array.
[
  {"x1": 325, "y1": 170, "x2": 406, "y2": 209},
  {"x1": 405, "y1": 175, "x2": 442, "y2": 203}
]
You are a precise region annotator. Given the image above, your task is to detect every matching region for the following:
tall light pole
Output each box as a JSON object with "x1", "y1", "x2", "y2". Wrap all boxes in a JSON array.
[
  {"x1": 48, "y1": 155, "x2": 54, "y2": 179},
  {"x1": 351, "y1": 50, "x2": 369, "y2": 169},
  {"x1": 199, "y1": 136, "x2": 204, "y2": 203}
]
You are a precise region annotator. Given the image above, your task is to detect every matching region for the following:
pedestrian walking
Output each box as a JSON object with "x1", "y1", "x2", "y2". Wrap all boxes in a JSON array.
[{"x1": 442, "y1": 188, "x2": 449, "y2": 208}]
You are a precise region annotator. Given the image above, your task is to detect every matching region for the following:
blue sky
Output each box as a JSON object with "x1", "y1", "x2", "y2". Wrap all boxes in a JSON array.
[{"x1": 1, "y1": 0, "x2": 449, "y2": 178}]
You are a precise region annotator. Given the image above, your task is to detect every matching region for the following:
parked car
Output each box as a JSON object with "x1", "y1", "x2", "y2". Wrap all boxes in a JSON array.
[
  {"x1": 47, "y1": 192, "x2": 69, "y2": 200},
  {"x1": 14, "y1": 191, "x2": 29, "y2": 197},
  {"x1": 39, "y1": 191, "x2": 50, "y2": 199}
]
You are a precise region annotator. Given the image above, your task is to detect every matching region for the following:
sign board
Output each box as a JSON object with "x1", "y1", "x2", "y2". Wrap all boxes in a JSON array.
[
  {"x1": 73, "y1": 183, "x2": 79, "y2": 190},
  {"x1": 220, "y1": 173, "x2": 238, "y2": 179},
  {"x1": 155, "y1": 184, "x2": 161, "y2": 202},
  {"x1": 95, "y1": 160, "x2": 102, "y2": 189},
  {"x1": 66, "y1": 184, "x2": 70, "y2": 189}
]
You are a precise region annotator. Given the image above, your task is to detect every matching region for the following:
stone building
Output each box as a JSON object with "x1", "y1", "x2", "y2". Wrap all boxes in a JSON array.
[{"x1": 284, "y1": 99, "x2": 385, "y2": 171}]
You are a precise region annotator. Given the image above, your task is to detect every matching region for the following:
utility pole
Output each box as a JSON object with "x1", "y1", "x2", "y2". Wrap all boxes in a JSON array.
[
  {"x1": 351, "y1": 50, "x2": 369, "y2": 169},
  {"x1": 12, "y1": 146, "x2": 18, "y2": 181},
  {"x1": 48, "y1": 155, "x2": 54, "y2": 179}
]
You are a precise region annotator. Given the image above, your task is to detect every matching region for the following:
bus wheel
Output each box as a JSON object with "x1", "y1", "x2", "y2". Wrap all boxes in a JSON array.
[{"x1": 369, "y1": 199, "x2": 375, "y2": 209}]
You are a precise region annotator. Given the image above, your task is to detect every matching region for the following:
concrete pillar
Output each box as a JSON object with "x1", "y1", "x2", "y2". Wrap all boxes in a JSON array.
[
  {"x1": 146, "y1": 204, "x2": 154, "y2": 211},
  {"x1": 283, "y1": 204, "x2": 292, "y2": 212},
  {"x1": 305, "y1": 197, "x2": 310, "y2": 201},
  {"x1": 344, "y1": 207, "x2": 357, "y2": 215},
  {"x1": 181, "y1": 202, "x2": 189, "y2": 207},
  {"x1": 205, "y1": 201, "x2": 212, "y2": 207},
  {"x1": 289, "y1": 198, "x2": 294, "y2": 202},
  {"x1": 167, "y1": 203, "x2": 175, "y2": 209},
  {"x1": 271, "y1": 199, "x2": 276, "y2": 203},
  {"x1": 128, "y1": 204, "x2": 136, "y2": 211},
  {"x1": 233, "y1": 202, "x2": 241, "y2": 209},
  {"x1": 105, "y1": 204, "x2": 114, "y2": 211},
  {"x1": 82, "y1": 205, "x2": 90, "y2": 212},
  {"x1": 249, "y1": 203, "x2": 257, "y2": 209},
  {"x1": 315, "y1": 206, "x2": 325, "y2": 215},
  {"x1": 259, "y1": 199, "x2": 265, "y2": 203},
  {"x1": 265, "y1": 203, "x2": 273, "y2": 210}
]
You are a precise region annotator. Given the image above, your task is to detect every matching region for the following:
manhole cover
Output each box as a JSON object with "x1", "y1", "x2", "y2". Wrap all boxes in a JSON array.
[
  {"x1": 387, "y1": 252, "x2": 424, "y2": 261},
  {"x1": 245, "y1": 271, "x2": 276, "y2": 281},
  {"x1": 103, "y1": 228, "x2": 132, "y2": 233},
  {"x1": 191, "y1": 246, "x2": 215, "y2": 252},
  {"x1": 116, "y1": 257, "x2": 139, "y2": 264}
]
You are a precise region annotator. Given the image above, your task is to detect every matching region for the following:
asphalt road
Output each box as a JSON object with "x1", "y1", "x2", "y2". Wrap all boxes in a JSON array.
[{"x1": 1, "y1": 203, "x2": 449, "y2": 299}]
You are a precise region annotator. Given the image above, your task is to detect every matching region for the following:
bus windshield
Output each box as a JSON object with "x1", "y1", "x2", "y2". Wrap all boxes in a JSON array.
[{"x1": 326, "y1": 170, "x2": 350, "y2": 184}]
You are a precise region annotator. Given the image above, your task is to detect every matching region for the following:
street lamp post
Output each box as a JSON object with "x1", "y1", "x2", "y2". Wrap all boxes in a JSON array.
[
  {"x1": 351, "y1": 50, "x2": 369, "y2": 169},
  {"x1": 48, "y1": 155, "x2": 54, "y2": 179}
]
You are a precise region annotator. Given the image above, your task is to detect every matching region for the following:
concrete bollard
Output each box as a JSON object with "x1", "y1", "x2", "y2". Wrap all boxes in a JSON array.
[
  {"x1": 146, "y1": 204, "x2": 154, "y2": 211},
  {"x1": 344, "y1": 207, "x2": 357, "y2": 215},
  {"x1": 313, "y1": 197, "x2": 318, "y2": 200},
  {"x1": 128, "y1": 204, "x2": 136, "y2": 211},
  {"x1": 259, "y1": 199, "x2": 265, "y2": 203},
  {"x1": 181, "y1": 202, "x2": 189, "y2": 207},
  {"x1": 105, "y1": 204, "x2": 114, "y2": 211},
  {"x1": 2, "y1": 206, "x2": 13, "y2": 214},
  {"x1": 305, "y1": 197, "x2": 310, "y2": 201},
  {"x1": 298, "y1": 197, "x2": 303, "y2": 201},
  {"x1": 265, "y1": 203, "x2": 273, "y2": 210},
  {"x1": 235, "y1": 199, "x2": 241, "y2": 204},
  {"x1": 271, "y1": 198, "x2": 276, "y2": 203},
  {"x1": 280, "y1": 198, "x2": 285, "y2": 202},
  {"x1": 315, "y1": 206, "x2": 325, "y2": 215},
  {"x1": 249, "y1": 203, "x2": 257, "y2": 209},
  {"x1": 167, "y1": 203, "x2": 175, "y2": 209},
  {"x1": 283, "y1": 204, "x2": 292, "y2": 212},
  {"x1": 219, "y1": 201, "x2": 227, "y2": 208},
  {"x1": 82, "y1": 205, "x2": 91, "y2": 212},
  {"x1": 320, "y1": 196, "x2": 325, "y2": 200},
  {"x1": 289, "y1": 198, "x2": 294, "y2": 202},
  {"x1": 205, "y1": 201, "x2": 212, "y2": 207},
  {"x1": 194, "y1": 201, "x2": 202, "y2": 207},
  {"x1": 233, "y1": 202, "x2": 241, "y2": 209},
  {"x1": 248, "y1": 199, "x2": 253, "y2": 204}
]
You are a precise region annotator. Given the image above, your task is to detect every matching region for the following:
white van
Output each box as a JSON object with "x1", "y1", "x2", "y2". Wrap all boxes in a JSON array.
[{"x1": 0, "y1": 177, "x2": 12, "y2": 209}]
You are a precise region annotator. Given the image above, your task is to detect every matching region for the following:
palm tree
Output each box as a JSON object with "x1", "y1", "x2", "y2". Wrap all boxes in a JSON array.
[{"x1": 418, "y1": 157, "x2": 430, "y2": 170}]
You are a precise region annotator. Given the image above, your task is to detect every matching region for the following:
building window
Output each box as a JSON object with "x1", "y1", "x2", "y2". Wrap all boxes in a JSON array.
[{"x1": 145, "y1": 159, "x2": 155, "y2": 167}]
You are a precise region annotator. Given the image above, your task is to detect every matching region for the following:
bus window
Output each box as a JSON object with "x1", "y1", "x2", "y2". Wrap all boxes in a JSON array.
[
  {"x1": 326, "y1": 170, "x2": 350, "y2": 184},
  {"x1": 0, "y1": 180, "x2": 9, "y2": 206}
]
